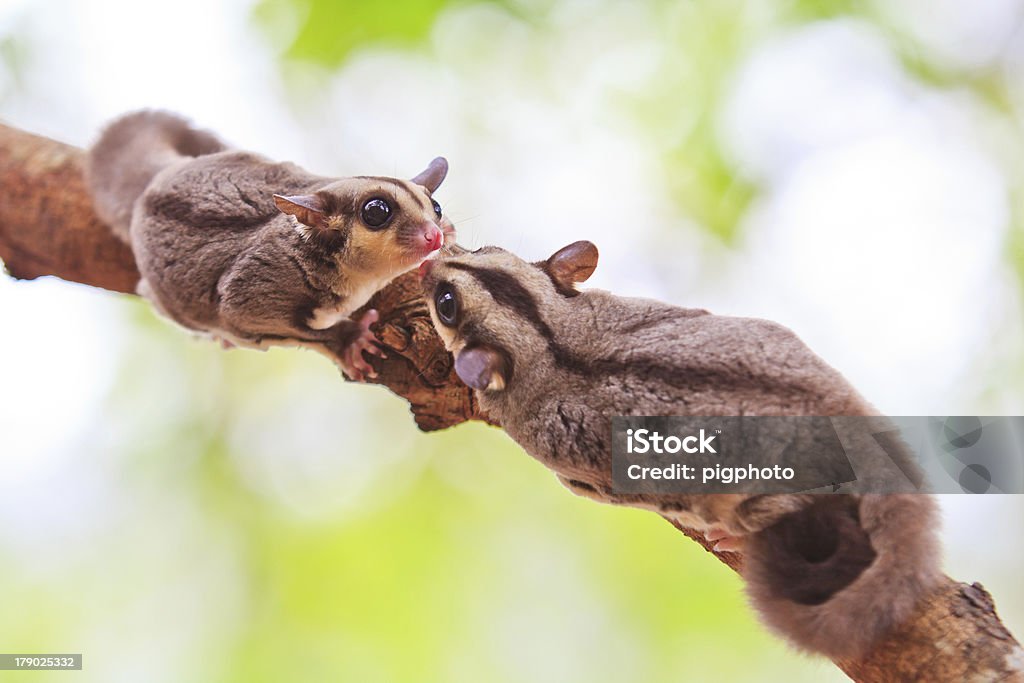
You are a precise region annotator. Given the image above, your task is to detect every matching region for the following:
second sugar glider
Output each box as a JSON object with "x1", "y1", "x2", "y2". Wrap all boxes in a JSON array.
[
  {"x1": 87, "y1": 110, "x2": 454, "y2": 379},
  {"x1": 420, "y1": 242, "x2": 941, "y2": 659}
]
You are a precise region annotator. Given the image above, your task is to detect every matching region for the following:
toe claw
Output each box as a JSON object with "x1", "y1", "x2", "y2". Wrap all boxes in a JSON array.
[
  {"x1": 713, "y1": 537, "x2": 745, "y2": 553},
  {"x1": 705, "y1": 524, "x2": 745, "y2": 553},
  {"x1": 337, "y1": 311, "x2": 386, "y2": 382}
]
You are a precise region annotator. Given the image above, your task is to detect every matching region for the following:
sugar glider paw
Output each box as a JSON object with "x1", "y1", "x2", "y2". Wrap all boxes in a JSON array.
[
  {"x1": 339, "y1": 309, "x2": 387, "y2": 381},
  {"x1": 705, "y1": 524, "x2": 746, "y2": 553}
]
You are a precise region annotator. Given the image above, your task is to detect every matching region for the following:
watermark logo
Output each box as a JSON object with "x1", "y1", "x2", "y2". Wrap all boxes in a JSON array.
[
  {"x1": 626, "y1": 428, "x2": 718, "y2": 454},
  {"x1": 611, "y1": 416, "x2": 1024, "y2": 495}
]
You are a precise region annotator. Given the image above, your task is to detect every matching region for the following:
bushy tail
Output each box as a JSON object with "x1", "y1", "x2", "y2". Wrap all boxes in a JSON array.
[
  {"x1": 743, "y1": 494, "x2": 942, "y2": 659},
  {"x1": 86, "y1": 110, "x2": 226, "y2": 242}
]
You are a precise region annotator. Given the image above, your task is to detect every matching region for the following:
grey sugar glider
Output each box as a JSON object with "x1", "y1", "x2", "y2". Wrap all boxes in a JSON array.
[
  {"x1": 87, "y1": 110, "x2": 454, "y2": 379},
  {"x1": 420, "y1": 241, "x2": 941, "y2": 659}
]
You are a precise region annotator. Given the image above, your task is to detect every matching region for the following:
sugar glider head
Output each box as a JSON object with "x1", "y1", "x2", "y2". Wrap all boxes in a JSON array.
[
  {"x1": 273, "y1": 157, "x2": 455, "y2": 278},
  {"x1": 420, "y1": 241, "x2": 599, "y2": 392}
]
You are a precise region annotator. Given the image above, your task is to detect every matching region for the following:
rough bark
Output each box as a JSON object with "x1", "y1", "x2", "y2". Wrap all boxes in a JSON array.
[
  {"x1": 1, "y1": 122, "x2": 1021, "y2": 682},
  {"x1": 835, "y1": 581, "x2": 1024, "y2": 682}
]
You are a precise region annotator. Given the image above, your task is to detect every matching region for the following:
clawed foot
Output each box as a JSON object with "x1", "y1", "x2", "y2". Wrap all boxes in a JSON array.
[
  {"x1": 705, "y1": 524, "x2": 745, "y2": 553},
  {"x1": 339, "y1": 309, "x2": 387, "y2": 381}
]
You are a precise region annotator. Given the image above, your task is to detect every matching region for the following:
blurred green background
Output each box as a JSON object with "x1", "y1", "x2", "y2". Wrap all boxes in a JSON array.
[{"x1": 2, "y1": 1, "x2": 1023, "y2": 681}]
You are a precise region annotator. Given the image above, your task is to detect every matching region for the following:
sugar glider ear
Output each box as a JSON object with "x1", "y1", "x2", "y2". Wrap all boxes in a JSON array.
[
  {"x1": 274, "y1": 193, "x2": 328, "y2": 230},
  {"x1": 454, "y1": 344, "x2": 509, "y2": 392},
  {"x1": 411, "y1": 157, "x2": 448, "y2": 193},
  {"x1": 542, "y1": 241, "x2": 599, "y2": 296}
]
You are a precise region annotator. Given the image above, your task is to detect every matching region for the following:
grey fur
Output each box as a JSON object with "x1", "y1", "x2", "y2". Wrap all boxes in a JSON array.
[
  {"x1": 87, "y1": 110, "x2": 453, "y2": 378},
  {"x1": 422, "y1": 242, "x2": 941, "y2": 659}
]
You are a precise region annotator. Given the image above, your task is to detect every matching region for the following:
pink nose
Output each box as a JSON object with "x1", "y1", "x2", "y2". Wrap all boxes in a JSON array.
[{"x1": 424, "y1": 226, "x2": 443, "y2": 251}]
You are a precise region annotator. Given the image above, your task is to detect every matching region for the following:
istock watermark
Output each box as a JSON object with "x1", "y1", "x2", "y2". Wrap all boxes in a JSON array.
[
  {"x1": 625, "y1": 428, "x2": 718, "y2": 454},
  {"x1": 611, "y1": 416, "x2": 1024, "y2": 495}
]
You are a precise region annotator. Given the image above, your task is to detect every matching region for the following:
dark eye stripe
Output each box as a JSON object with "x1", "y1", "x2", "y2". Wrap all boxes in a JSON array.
[
  {"x1": 446, "y1": 263, "x2": 556, "y2": 343},
  {"x1": 353, "y1": 177, "x2": 432, "y2": 213},
  {"x1": 397, "y1": 179, "x2": 433, "y2": 212}
]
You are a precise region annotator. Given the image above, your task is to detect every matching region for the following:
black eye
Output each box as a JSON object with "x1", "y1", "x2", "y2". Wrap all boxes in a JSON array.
[
  {"x1": 431, "y1": 198, "x2": 442, "y2": 219},
  {"x1": 361, "y1": 198, "x2": 392, "y2": 229},
  {"x1": 435, "y1": 285, "x2": 458, "y2": 326}
]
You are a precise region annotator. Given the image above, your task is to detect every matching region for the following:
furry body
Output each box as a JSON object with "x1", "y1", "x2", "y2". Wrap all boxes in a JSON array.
[
  {"x1": 88, "y1": 111, "x2": 452, "y2": 377},
  {"x1": 422, "y1": 242, "x2": 941, "y2": 659}
]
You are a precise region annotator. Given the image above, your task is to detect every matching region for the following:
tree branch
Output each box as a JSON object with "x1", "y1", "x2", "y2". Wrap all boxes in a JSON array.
[
  {"x1": 0, "y1": 122, "x2": 489, "y2": 431},
  {"x1": 1, "y1": 122, "x2": 1020, "y2": 682}
]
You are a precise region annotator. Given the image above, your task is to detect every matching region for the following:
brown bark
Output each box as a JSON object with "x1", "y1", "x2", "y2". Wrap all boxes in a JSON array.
[
  {"x1": 2, "y1": 122, "x2": 1021, "y2": 682},
  {"x1": 837, "y1": 581, "x2": 1024, "y2": 682}
]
